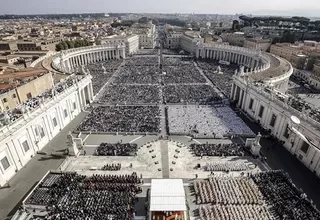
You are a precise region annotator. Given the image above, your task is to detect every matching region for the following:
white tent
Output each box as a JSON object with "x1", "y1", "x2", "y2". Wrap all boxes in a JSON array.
[{"x1": 150, "y1": 179, "x2": 187, "y2": 212}]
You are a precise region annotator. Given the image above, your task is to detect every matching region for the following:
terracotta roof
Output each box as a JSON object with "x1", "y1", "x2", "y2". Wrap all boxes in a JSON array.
[{"x1": 0, "y1": 68, "x2": 46, "y2": 80}]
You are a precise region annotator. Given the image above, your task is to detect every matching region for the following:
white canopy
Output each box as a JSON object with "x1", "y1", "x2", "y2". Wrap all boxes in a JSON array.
[{"x1": 150, "y1": 179, "x2": 186, "y2": 211}]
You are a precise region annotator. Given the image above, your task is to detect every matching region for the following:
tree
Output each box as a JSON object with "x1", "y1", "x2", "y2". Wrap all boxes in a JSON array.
[
  {"x1": 74, "y1": 39, "x2": 82, "y2": 48},
  {"x1": 61, "y1": 41, "x2": 69, "y2": 50},
  {"x1": 66, "y1": 40, "x2": 75, "y2": 49},
  {"x1": 55, "y1": 43, "x2": 64, "y2": 51}
]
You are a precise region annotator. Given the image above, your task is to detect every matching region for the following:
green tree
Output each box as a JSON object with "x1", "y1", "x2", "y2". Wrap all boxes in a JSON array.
[
  {"x1": 61, "y1": 41, "x2": 69, "y2": 50},
  {"x1": 55, "y1": 43, "x2": 63, "y2": 51},
  {"x1": 74, "y1": 39, "x2": 81, "y2": 48},
  {"x1": 66, "y1": 40, "x2": 75, "y2": 49}
]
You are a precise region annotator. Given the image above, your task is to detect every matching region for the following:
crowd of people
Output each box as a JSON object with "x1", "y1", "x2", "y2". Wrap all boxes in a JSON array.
[
  {"x1": 99, "y1": 85, "x2": 160, "y2": 104},
  {"x1": 101, "y1": 163, "x2": 122, "y2": 171},
  {"x1": 194, "y1": 177, "x2": 263, "y2": 205},
  {"x1": 195, "y1": 176, "x2": 274, "y2": 220},
  {"x1": 197, "y1": 59, "x2": 239, "y2": 96},
  {"x1": 288, "y1": 96, "x2": 320, "y2": 123},
  {"x1": 194, "y1": 171, "x2": 320, "y2": 220},
  {"x1": 204, "y1": 162, "x2": 249, "y2": 172},
  {"x1": 162, "y1": 49, "x2": 189, "y2": 55},
  {"x1": 84, "y1": 60, "x2": 122, "y2": 95},
  {"x1": 133, "y1": 49, "x2": 159, "y2": 55},
  {"x1": 125, "y1": 56, "x2": 158, "y2": 66},
  {"x1": 164, "y1": 85, "x2": 222, "y2": 104},
  {"x1": 76, "y1": 106, "x2": 160, "y2": 133},
  {"x1": 190, "y1": 143, "x2": 245, "y2": 157},
  {"x1": 162, "y1": 65, "x2": 207, "y2": 84},
  {"x1": 47, "y1": 173, "x2": 141, "y2": 220},
  {"x1": 25, "y1": 172, "x2": 141, "y2": 220},
  {"x1": 114, "y1": 66, "x2": 160, "y2": 84},
  {"x1": 167, "y1": 106, "x2": 254, "y2": 136},
  {"x1": 251, "y1": 171, "x2": 320, "y2": 220},
  {"x1": 0, "y1": 75, "x2": 83, "y2": 127},
  {"x1": 199, "y1": 204, "x2": 273, "y2": 220},
  {"x1": 163, "y1": 57, "x2": 194, "y2": 66},
  {"x1": 95, "y1": 143, "x2": 138, "y2": 156}
]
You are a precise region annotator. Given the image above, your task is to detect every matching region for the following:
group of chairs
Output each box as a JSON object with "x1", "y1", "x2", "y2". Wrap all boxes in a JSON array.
[
  {"x1": 204, "y1": 162, "x2": 249, "y2": 172},
  {"x1": 199, "y1": 204, "x2": 273, "y2": 220},
  {"x1": 101, "y1": 163, "x2": 122, "y2": 171},
  {"x1": 167, "y1": 105, "x2": 253, "y2": 136},
  {"x1": 95, "y1": 143, "x2": 138, "y2": 156},
  {"x1": 194, "y1": 177, "x2": 263, "y2": 205}
]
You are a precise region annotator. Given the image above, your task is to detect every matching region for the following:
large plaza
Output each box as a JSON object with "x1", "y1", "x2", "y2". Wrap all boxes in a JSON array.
[{"x1": 1, "y1": 45, "x2": 320, "y2": 220}]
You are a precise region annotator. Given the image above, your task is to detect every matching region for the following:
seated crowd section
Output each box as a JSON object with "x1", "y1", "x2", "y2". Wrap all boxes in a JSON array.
[
  {"x1": 163, "y1": 85, "x2": 221, "y2": 104},
  {"x1": 204, "y1": 162, "x2": 250, "y2": 172},
  {"x1": 113, "y1": 65, "x2": 160, "y2": 84},
  {"x1": 194, "y1": 170, "x2": 320, "y2": 220},
  {"x1": 196, "y1": 59, "x2": 239, "y2": 96},
  {"x1": 84, "y1": 59, "x2": 123, "y2": 95},
  {"x1": 76, "y1": 106, "x2": 160, "y2": 133},
  {"x1": 95, "y1": 143, "x2": 138, "y2": 156},
  {"x1": 167, "y1": 106, "x2": 254, "y2": 136},
  {"x1": 99, "y1": 84, "x2": 161, "y2": 104},
  {"x1": 190, "y1": 143, "x2": 245, "y2": 157},
  {"x1": 25, "y1": 172, "x2": 142, "y2": 220}
]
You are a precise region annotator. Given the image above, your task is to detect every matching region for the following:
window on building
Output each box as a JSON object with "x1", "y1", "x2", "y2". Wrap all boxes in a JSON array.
[
  {"x1": 258, "y1": 106, "x2": 264, "y2": 118},
  {"x1": 73, "y1": 102, "x2": 76, "y2": 110},
  {"x1": 64, "y1": 109, "x2": 68, "y2": 118},
  {"x1": 52, "y1": 117, "x2": 58, "y2": 127},
  {"x1": 34, "y1": 127, "x2": 39, "y2": 137},
  {"x1": 300, "y1": 141, "x2": 310, "y2": 154},
  {"x1": 26, "y1": 92, "x2": 32, "y2": 99},
  {"x1": 283, "y1": 124, "x2": 290, "y2": 138},
  {"x1": 40, "y1": 126, "x2": 45, "y2": 138},
  {"x1": 270, "y1": 114, "x2": 277, "y2": 127},
  {"x1": 1, "y1": 156, "x2": 10, "y2": 170},
  {"x1": 249, "y1": 99, "x2": 254, "y2": 110},
  {"x1": 2, "y1": 98, "x2": 7, "y2": 103},
  {"x1": 6, "y1": 106, "x2": 9, "y2": 110},
  {"x1": 12, "y1": 94, "x2": 17, "y2": 99},
  {"x1": 22, "y1": 140, "x2": 30, "y2": 152}
]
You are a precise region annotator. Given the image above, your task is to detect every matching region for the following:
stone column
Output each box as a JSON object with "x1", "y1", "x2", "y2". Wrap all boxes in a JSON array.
[{"x1": 230, "y1": 83, "x2": 235, "y2": 100}]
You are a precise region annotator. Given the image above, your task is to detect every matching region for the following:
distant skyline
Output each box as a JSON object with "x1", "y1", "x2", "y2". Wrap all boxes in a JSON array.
[{"x1": 1, "y1": 0, "x2": 320, "y2": 17}]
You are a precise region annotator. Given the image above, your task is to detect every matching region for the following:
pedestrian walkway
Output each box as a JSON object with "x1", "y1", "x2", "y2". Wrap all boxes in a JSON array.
[
  {"x1": 235, "y1": 107, "x2": 320, "y2": 209},
  {"x1": 160, "y1": 141, "x2": 169, "y2": 178},
  {"x1": 0, "y1": 112, "x2": 87, "y2": 220}
]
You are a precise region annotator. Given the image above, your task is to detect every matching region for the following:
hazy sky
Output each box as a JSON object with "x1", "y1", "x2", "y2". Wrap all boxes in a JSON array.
[{"x1": 1, "y1": 0, "x2": 319, "y2": 16}]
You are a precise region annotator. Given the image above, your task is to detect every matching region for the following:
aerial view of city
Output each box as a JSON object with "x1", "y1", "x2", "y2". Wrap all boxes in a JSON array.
[{"x1": 0, "y1": 0, "x2": 320, "y2": 219}]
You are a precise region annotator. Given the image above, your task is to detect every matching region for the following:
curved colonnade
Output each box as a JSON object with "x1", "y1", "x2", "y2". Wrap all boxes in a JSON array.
[
  {"x1": 196, "y1": 43, "x2": 293, "y2": 90},
  {"x1": 51, "y1": 44, "x2": 126, "y2": 74},
  {"x1": 194, "y1": 45, "x2": 320, "y2": 176}
]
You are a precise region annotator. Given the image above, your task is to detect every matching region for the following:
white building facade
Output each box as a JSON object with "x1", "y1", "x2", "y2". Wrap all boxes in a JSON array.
[
  {"x1": 52, "y1": 44, "x2": 126, "y2": 74},
  {"x1": 0, "y1": 74, "x2": 93, "y2": 186},
  {"x1": 194, "y1": 42, "x2": 320, "y2": 177},
  {"x1": 99, "y1": 35, "x2": 139, "y2": 56}
]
